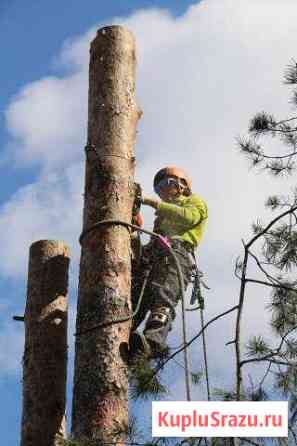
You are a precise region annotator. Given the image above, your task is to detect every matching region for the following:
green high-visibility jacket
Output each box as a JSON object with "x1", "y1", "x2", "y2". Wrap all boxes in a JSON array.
[{"x1": 153, "y1": 193, "x2": 208, "y2": 247}]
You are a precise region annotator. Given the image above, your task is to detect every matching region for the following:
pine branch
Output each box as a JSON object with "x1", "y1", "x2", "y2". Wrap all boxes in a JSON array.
[
  {"x1": 284, "y1": 60, "x2": 297, "y2": 85},
  {"x1": 129, "y1": 357, "x2": 168, "y2": 401}
]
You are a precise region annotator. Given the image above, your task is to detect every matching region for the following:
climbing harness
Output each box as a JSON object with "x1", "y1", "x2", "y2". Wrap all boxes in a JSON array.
[{"x1": 77, "y1": 219, "x2": 192, "y2": 401}]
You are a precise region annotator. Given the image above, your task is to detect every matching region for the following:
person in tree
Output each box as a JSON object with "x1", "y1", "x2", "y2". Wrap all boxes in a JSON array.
[{"x1": 130, "y1": 166, "x2": 208, "y2": 359}]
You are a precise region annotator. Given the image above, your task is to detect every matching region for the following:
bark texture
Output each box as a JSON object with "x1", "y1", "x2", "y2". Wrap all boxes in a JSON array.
[
  {"x1": 21, "y1": 240, "x2": 70, "y2": 446},
  {"x1": 71, "y1": 26, "x2": 141, "y2": 443}
]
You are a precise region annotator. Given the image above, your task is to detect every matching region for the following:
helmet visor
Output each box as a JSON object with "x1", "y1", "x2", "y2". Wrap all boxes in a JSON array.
[{"x1": 155, "y1": 176, "x2": 179, "y2": 194}]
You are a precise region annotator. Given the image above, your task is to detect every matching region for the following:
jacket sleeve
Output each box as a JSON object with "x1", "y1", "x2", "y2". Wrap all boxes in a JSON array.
[{"x1": 156, "y1": 195, "x2": 208, "y2": 227}]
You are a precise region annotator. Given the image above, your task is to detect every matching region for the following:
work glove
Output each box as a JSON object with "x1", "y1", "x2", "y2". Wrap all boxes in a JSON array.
[
  {"x1": 141, "y1": 196, "x2": 160, "y2": 209},
  {"x1": 133, "y1": 211, "x2": 144, "y2": 228}
]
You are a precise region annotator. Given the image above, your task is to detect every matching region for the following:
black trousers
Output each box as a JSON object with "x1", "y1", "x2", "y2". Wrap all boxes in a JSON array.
[{"x1": 131, "y1": 239, "x2": 194, "y2": 349}]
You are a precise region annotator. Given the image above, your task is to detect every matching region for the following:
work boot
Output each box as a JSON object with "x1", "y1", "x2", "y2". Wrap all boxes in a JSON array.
[
  {"x1": 129, "y1": 331, "x2": 168, "y2": 362},
  {"x1": 143, "y1": 307, "x2": 171, "y2": 356},
  {"x1": 129, "y1": 331, "x2": 152, "y2": 363},
  {"x1": 144, "y1": 331, "x2": 169, "y2": 358}
]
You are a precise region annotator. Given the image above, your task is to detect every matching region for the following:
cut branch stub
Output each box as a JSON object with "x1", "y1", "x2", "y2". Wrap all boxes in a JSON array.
[{"x1": 21, "y1": 239, "x2": 70, "y2": 446}]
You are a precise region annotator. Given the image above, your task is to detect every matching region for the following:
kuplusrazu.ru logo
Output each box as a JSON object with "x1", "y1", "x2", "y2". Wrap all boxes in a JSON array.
[{"x1": 152, "y1": 401, "x2": 288, "y2": 437}]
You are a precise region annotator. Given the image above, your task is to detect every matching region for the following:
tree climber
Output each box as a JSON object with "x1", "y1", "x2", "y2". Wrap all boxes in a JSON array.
[{"x1": 129, "y1": 166, "x2": 208, "y2": 360}]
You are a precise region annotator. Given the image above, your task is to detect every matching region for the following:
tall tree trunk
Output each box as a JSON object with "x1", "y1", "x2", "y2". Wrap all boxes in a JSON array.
[
  {"x1": 21, "y1": 240, "x2": 70, "y2": 446},
  {"x1": 71, "y1": 26, "x2": 141, "y2": 443}
]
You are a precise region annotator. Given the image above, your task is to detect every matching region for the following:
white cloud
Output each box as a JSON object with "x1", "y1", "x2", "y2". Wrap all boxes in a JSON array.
[
  {"x1": 0, "y1": 162, "x2": 83, "y2": 278},
  {"x1": 5, "y1": 73, "x2": 88, "y2": 169},
  {"x1": 2, "y1": 0, "x2": 297, "y2": 395},
  {"x1": 57, "y1": 27, "x2": 96, "y2": 72}
]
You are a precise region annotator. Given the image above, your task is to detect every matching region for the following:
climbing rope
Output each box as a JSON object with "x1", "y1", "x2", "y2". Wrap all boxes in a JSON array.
[
  {"x1": 78, "y1": 219, "x2": 192, "y2": 401},
  {"x1": 74, "y1": 263, "x2": 152, "y2": 336},
  {"x1": 200, "y1": 307, "x2": 211, "y2": 401},
  {"x1": 187, "y1": 254, "x2": 211, "y2": 401}
]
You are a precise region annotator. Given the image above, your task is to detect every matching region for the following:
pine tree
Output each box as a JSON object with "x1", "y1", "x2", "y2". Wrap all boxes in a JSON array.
[
  {"x1": 235, "y1": 60, "x2": 297, "y2": 444},
  {"x1": 71, "y1": 25, "x2": 141, "y2": 444}
]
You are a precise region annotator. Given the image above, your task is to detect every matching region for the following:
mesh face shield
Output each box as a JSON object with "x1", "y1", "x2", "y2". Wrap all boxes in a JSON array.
[{"x1": 154, "y1": 177, "x2": 180, "y2": 195}]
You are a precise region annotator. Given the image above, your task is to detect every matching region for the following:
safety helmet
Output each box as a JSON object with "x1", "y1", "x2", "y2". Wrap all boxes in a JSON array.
[{"x1": 153, "y1": 166, "x2": 192, "y2": 194}]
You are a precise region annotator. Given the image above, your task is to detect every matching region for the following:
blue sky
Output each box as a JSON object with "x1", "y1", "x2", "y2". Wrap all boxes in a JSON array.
[
  {"x1": 0, "y1": 0, "x2": 195, "y2": 204},
  {"x1": 1, "y1": 0, "x2": 297, "y2": 444},
  {"x1": 0, "y1": 2, "x2": 197, "y2": 445}
]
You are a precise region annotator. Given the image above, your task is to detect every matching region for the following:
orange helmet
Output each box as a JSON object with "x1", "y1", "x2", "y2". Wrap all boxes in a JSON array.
[{"x1": 153, "y1": 166, "x2": 192, "y2": 194}]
